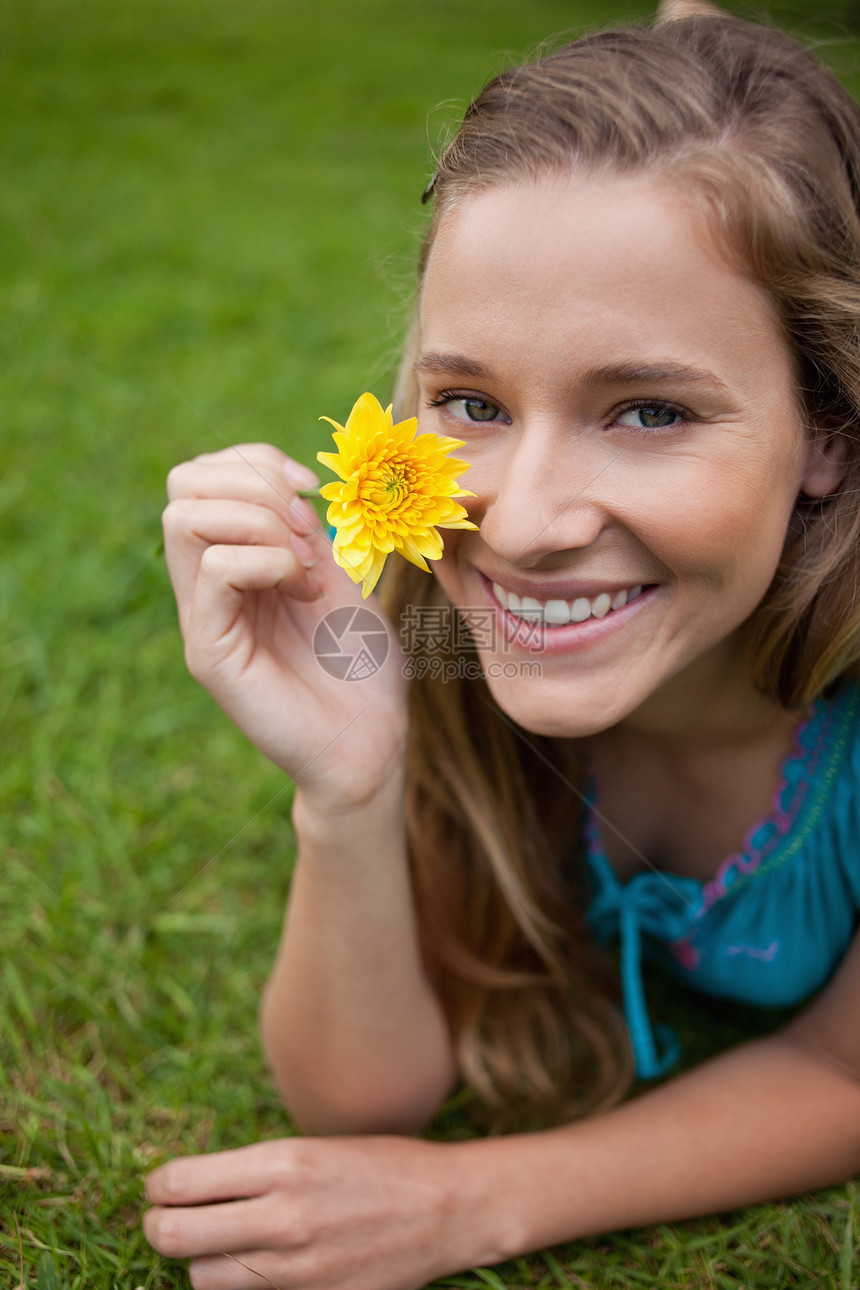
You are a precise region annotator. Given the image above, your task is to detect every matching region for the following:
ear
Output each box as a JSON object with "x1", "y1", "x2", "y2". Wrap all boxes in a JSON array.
[{"x1": 799, "y1": 432, "x2": 849, "y2": 499}]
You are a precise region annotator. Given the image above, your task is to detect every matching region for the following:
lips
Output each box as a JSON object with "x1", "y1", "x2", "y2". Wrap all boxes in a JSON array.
[{"x1": 466, "y1": 569, "x2": 659, "y2": 656}]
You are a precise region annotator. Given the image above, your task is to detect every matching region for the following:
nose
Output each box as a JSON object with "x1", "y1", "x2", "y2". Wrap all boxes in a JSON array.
[{"x1": 476, "y1": 422, "x2": 608, "y2": 566}]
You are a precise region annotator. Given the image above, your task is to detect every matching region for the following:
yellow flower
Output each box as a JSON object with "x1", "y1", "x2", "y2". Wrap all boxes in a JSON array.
[{"x1": 316, "y1": 391, "x2": 479, "y2": 598}]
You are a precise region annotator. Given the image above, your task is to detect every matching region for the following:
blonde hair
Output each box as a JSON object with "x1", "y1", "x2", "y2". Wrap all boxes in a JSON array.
[{"x1": 379, "y1": 4, "x2": 860, "y2": 1126}]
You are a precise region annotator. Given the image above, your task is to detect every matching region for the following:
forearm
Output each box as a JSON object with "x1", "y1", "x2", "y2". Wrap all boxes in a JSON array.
[
  {"x1": 260, "y1": 778, "x2": 457, "y2": 1136},
  {"x1": 457, "y1": 1032, "x2": 860, "y2": 1263}
]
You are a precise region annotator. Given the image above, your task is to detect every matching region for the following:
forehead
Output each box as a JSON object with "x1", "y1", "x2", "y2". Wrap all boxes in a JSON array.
[{"x1": 419, "y1": 175, "x2": 793, "y2": 398}]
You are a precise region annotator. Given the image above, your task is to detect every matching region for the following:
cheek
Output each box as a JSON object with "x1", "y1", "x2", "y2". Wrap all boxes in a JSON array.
[
  {"x1": 444, "y1": 437, "x2": 494, "y2": 489},
  {"x1": 632, "y1": 461, "x2": 796, "y2": 593}
]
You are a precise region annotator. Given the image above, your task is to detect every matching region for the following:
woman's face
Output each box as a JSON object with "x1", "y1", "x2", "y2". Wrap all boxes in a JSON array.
[{"x1": 416, "y1": 173, "x2": 839, "y2": 739}]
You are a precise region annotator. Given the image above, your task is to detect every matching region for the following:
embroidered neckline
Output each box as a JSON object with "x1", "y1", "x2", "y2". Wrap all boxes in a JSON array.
[
  {"x1": 582, "y1": 680, "x2": 859, "y2": 910},
  {"x1": 700, "y1": 681, "x2": 859, "y2": 909}
]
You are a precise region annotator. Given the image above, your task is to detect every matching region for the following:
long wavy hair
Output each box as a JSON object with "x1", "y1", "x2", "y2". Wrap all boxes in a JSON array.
[{"x1": 377, "y1": 2, "x2": 860, "y2": 1128}]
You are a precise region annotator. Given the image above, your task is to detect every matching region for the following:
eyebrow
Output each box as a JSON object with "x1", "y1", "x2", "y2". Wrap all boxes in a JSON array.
[
  {"x1": 414, "y1": 352, "x2": 495, "y2": 380},
  {"x1": 414, "y1": 352, "x2": 731, "y2": 393},
  {"x1": 580, "y1": 361, "x2": 732, "y2": 393}
]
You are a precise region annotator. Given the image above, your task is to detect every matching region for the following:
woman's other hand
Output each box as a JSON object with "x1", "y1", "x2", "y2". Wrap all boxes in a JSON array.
[{"x1": 143, "y1": 1135, "x2": 505, "y2": 1290}]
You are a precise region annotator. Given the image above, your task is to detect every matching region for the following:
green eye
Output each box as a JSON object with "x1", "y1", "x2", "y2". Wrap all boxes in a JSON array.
[
  {"x1": 462, "y1": 399, "x2": 500, "y2": 422},
  {"x1": 641, "y1": 406, "x2": 676, "y2": 427},
  {"x1": 616, "y1": 403, "x2": 682, "y2": 430},
  {"x1": 427, "y1": 392, "x2": 509, "y2": 424}
]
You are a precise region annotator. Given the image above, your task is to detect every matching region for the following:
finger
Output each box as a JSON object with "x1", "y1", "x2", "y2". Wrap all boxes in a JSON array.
[
  {"x1": 144, "y1": 1200, "x2": 283, "y2": 1260},
  {"x1": 181, "y1": 443, "x2": 318, "y2": 492},
  {"x1": 166, "y1": 461, "x2": 327, "y2": 551},
  {"x1": 167, "y1": 459, "x2": 293, "y2": 520},
  {"x1": 189, "y1": 1250, "x2": 287, "y2": 1290},
  {"x1": 168, "y1": 456, "x2": 319, "y2": 516},
  {"x1": 146, "y1": 1140, "x2": 306, "y2": 1206},
  {"x1": 163, "y1": 498, "x2": 305, "y2": 632},
  {"x1": 187, "y1": 544, "x2": 322, "y2": 661},
  {"x1": 163, "y1": 496, "x2": 297, "y2": 556}
]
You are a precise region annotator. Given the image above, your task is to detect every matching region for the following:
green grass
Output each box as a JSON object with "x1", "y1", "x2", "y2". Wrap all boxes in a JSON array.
[{"x1": 2, "y1": 0, "x2": 860, "y2": 1285}]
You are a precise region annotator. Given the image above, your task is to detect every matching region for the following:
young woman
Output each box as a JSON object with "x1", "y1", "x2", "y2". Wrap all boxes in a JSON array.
[{"x1": 145, "y1": 2, "x2": 860, "y2": 1284}]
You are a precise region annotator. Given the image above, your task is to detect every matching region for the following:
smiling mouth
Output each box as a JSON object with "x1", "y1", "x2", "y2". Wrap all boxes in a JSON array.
[{"x1": 491, "y1": 580, "x2": 646, "y2": 625}]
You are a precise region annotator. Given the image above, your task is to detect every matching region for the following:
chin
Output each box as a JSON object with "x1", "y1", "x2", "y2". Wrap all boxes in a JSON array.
[{"x1": 480, "y1": 672, "x2": 620, "y2": 740}]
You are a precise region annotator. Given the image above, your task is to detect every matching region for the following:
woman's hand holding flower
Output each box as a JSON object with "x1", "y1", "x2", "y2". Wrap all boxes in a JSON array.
[
  {"x1": 162, "y1": 394, "x2": 477, "y2": 812},
  {"x1": 161, "y1": 440, "x2": 408, "y2": 812}
]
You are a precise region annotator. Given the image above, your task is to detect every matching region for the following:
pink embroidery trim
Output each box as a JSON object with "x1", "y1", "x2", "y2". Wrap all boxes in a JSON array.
[
  {"x1": 668, "y1": 938, "x2": 700, "y2": 970},
  {"x1": 585, "y1": 706, "x2": 820, "y2": 908},
  {"x1": 583, "y1": 686, "x2": 854, "y2": 978},
  {"x1": 699, "y1": 709, "x2": 821, "y2": 911},
  {"x1": 583, "y1": 697, "x2": 831, "y2": 918}
]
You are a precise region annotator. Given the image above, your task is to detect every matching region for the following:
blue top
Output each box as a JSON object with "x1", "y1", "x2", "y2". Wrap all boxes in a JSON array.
[{"x1": 582, "y1": 676, "x2": 860, "y2": 1079}]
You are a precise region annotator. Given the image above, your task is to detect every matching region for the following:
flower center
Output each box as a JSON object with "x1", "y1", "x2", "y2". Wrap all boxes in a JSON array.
[
  {"x1": 383, "y1": 468, "x2": 408, "y2": 500},
  {"x1": 362, "y1": 454, "x2": 419, "y2": 513}
]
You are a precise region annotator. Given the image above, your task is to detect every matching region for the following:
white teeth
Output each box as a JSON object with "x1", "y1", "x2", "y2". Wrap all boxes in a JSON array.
[
  {"x1": 543, "y1": 598, "x2": 572, "y2": 625},
  {"x1": 494, "y1": 581, "x2": 525, "y2": 613},
  {"x1": 492, "y1": 580, "x2": 647, "y2": 625}
]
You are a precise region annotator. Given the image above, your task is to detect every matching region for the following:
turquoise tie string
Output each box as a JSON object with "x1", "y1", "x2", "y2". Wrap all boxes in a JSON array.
[
  {"x1": 587, "y1": 857, "x2": 701, "y2": 1079},
  {"x1": 620, "y1": 901, "x2": 682, "y2": 1078}
]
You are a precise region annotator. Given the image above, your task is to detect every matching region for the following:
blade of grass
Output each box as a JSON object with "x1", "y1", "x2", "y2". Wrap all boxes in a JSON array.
[
  {"x1": 841, "y1": 1196, "x2": 855, "y2": 1290},
  {"x1": 473, "y1": 1268, "x2": 511, "y2": 1290}
]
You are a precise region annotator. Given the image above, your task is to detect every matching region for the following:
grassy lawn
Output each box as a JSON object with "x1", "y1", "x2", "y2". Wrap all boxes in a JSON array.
[{"x1": 2, "y1": 0, "x2": 859, "y2": 1285}]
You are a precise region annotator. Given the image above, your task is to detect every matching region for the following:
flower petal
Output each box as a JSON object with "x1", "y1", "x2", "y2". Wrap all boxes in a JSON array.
[
  {"x1": 360, "y1": 549, "x2": 389, "y2": 598},
  {"x1": 402, "y1": 528, "x2": 444, "y2": 560},
  {"x1": 316, "y1": 391, "x2": 477, "y2": 591}
]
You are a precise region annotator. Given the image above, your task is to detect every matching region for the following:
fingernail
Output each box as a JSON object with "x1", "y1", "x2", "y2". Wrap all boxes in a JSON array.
[
  {"x1": 290, "y1": 497, "x2": 321, "y2": 533},
  {"x1": 284, "y1": 459, "x2": 319, "y2": 490},
  {"x1": 290, "y1": 531, "x2": 319, "y2": 568}
]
